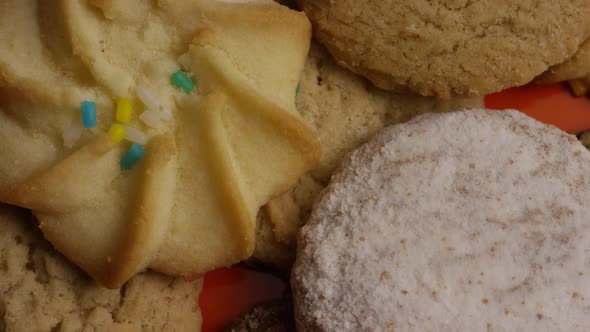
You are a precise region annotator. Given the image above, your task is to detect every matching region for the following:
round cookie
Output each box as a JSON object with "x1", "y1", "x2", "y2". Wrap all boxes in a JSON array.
[
  {"x1": 292, "y1": 109, "x2": 590, "y2": 331},
  {"x1": 0, "y1": 205, "x2": 202, "y2": 332},
  {"x1": 252, "y1": 42, "x2": 482, "y2": 269},
  {"x1": 300, "y1": 0, "x2": 590, "y2": 98}
]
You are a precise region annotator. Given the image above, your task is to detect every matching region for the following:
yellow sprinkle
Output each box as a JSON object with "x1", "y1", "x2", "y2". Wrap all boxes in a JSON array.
[
  {"x1": 108, "y1": 124, "x2": 126, "y2": 144},
  {"x1": 116, "y1": 98, "x2": 133, "y2": 123}
]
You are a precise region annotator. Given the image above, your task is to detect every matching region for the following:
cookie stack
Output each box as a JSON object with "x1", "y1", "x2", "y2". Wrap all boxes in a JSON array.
[
  {"x1": 238, "y1": 0, "x2": 590, "y2": 331},
  {"x1": 1, "y1": 0, "x2": 590, "y2": 331}
]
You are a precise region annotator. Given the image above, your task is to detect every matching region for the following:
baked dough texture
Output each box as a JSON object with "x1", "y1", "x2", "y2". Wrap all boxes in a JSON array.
[
  {"x1": 0, "y1": 205, "x2": 203, "y2": 332},
  {"x1": 300, "y1": 0, "x2": 590, "y2": 98},
  {"x1": 293, "y1": 109, "x2": 590, "y2": 331},
  {"x1": 536, "y1": 38, "x2": 590, "y2": 83},
  {"x1": 0, "y1": 0, "x2": 319, "y2": 288},
  {"x1": 253, "y1": 43, "x2": 482, "y2": 267}
]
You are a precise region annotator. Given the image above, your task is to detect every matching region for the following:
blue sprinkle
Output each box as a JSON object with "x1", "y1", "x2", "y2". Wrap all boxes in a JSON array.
[
  {"x1": 80, "y1": 101, "x2": 97, "y2": 128},
  {"x1": 295, "y1": 83, "x2": 301, "y2": 96},
  {"x1": 120, "y1": 143, "x2": 145, "y2": 170}
]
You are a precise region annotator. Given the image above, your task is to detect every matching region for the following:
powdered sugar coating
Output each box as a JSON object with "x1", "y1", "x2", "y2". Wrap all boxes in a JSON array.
[{"x1": 292, "y1": 109, "x2": 590, "y2": 332}]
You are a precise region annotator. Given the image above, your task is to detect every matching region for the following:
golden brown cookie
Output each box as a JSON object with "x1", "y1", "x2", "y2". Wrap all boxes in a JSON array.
[
  {"x1": 300, "y1": 0, "x2": 590, "y2": 98},
  {"x1": 0, "y1": 0, "x2": 318, "y2": 287},
  {"x1": 0, "y1": 205, "x2": 202, "y2": 332},
  {"x1": 536, "y1": 38, "x2": 590, "y2": 83},
  {"x1": 252, "y1": 43, "x2": 482, "y2": 267}
]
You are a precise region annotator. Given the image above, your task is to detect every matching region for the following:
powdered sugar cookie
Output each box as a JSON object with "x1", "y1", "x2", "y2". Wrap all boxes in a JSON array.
[{"x1": 293, "y1": 109, "x2": 590, "y2": 331}]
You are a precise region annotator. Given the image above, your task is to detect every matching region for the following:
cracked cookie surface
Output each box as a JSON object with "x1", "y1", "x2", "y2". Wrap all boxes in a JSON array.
[
  {"x1": 300, "y1": 0, "x2": 590, "y2": 98},
  {"x1": 0, "y1": 205, "x2": 203, "y2": 332},
  {"x1": 536, "y1": 38, "x2": 590, "y2": 83}
]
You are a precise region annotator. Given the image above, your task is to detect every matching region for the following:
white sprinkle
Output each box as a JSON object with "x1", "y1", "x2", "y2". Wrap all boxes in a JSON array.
[
  {"x1": 62, "y1": 122, "x2": 83, "y2": 148},
  {"x1": 139, "y1": 109, "x2": 161, "y2": 128},
  {"x1": 136, "y1": 85, "x2": 161, "y2": 111},
  {"x1": 137, "y1": 84, "x2": 172, "y2": 121},
  {"x1": 160, "y1": 105, "x2": 173, "y2": 120},
  {"x1": 124, "y1": 126, "x2": 148, "y2": 145}
]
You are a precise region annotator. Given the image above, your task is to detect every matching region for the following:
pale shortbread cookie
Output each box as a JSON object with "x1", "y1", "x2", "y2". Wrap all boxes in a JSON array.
[
  {"x1": 300, "y1": 0, "x2": 590, "y2": 98},
  {"x1": 0, "y1": 0, "x2": 318, "y2": 287},
  {"x1": 537, "y1": 38, "x2": 590, "y2": 83},
  {"x1": 0, "y1": 205, "x2": 202, "y2": 332},
  {"x1": 293, "y1": 109, "x2": 590, "y2": 331},
  {"x1": 254, "y1": 44, "x2": 482, "y2": 267}
]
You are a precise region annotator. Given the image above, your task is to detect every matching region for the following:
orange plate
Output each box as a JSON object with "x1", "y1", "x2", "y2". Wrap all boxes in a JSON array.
[
  {"x1": 199, "y1": 83, "x2": 590, "y2": 332},
  {"x1": 486, "y1": 83, "x2": 590, "y2": 133},
  {"x1": 199, "y1": 267, "x2": 286, "y2": 332}
]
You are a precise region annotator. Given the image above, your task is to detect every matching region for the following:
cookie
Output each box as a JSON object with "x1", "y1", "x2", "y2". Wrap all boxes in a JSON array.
[
  {"x1": 253, "y1": 209, "x2": 295, "y2": 272},
  {"x1": 580, "y1": 130, "x2": 590, "y2": 149},
  {"x1": 252, "y1": 43, "x2": 482, "y2": 267},
  {"x1": 0, "y1": 0, "x2": 319, "y2": 287},
  {"x1": 536, "y1": 38, "x2": 590, "y2": 83},
  {"x1": 0, "y1": 204, "x2": 202, "y2": 332},
  {"x1": 223, "y1": 300, "x2": 295, "y2": 332},
  {"x1": 292, "y1": 109, "x2": 590, "y2": 331},
  {"x1": 299, "y1": 0, "x2": 590, "y2": 98}
]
